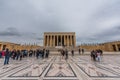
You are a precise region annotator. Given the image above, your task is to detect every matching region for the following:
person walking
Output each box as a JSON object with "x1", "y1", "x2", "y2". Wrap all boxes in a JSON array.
[
  {"x1": 71, "y1": 50, "x2": 74, "y2": 57},
  {"x1": 79, "y1": 48, "x2": 81, "y2": 55},
  {"x1": 4, "y1": 48, "x2": 10, "y2": 65}
]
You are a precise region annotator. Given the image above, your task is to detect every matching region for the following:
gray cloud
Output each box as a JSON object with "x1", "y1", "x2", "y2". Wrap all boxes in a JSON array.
[
  {"x1": 77, "y1": 26, "x2": 120, "y2": 45},
  {"x1": 36, "y1": 37, "x2": 43, "y2": 40},
  {"x1": 0, "y1": 27, "x2": 21, "y2": 36},
  {"x1": 0, "y1": 0, "x2": 120, "y2": 45},
  {"x1": 93, "y1": 26, "x2": 120, "y2": 40}
]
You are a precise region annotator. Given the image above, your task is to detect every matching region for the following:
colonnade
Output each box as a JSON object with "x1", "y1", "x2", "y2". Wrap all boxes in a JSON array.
[{"x1": 44, "y1": 35, "x2": 76, "y2": 47}]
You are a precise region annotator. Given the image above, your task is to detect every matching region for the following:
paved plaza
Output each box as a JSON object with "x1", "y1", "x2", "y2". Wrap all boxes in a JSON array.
[{"x1": 0, "y1": 53, "x2": 120, "y2": 80}]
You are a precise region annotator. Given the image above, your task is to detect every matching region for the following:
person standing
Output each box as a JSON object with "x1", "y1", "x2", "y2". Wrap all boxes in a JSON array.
[
  {"x1": 82, "y1": 49, "x2": 84, "y2": 54},
  {"x1": 20, "y1": 50, "x2": 22, "y2": 60},
  {"x1": 16, "y1": 50, "x2": 20, "y2": 60},
  {"x1": 48, "y1": 49, "x2": 50, "y2": 58},
  {"x1": 65, "y1": 49, "x2": 68, "y2": 61},
  {"x1": 12, "y1": 49, "x2": 17, "y2": 60},
  {"x1": 71, "y1": 50, "x2": 74, "y2": 57},
  {"x1": 45, "y1": 50, "x2": 48, "y2": 58},
  {"x1": 91, "y1": 50, "x2": 96, "y2": 61},
  {"x1": 4, "y1": 48, "x2": 10, "y2": 65},
  {"x1": 0, "y1": 51, "x2": 2, "y2": 58},
  {"x1": 36, "y1": 49, "x2": 39, "y2": 59},
  {"x1": 41, "y1": 50, "x2": 43, "y2": 58},
  {"x1": 96, "y1": 51, "x2": 101, "y2": 62},
  {"x1": 2, "y1": 50, "x2": 5, "y2": 57},
  {"x1": 79, "y1": 48, "x2": 81, "y2": 55}
]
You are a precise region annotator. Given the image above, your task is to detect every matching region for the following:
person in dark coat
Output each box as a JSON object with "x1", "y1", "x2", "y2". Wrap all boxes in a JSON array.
[
  {"x1": 82, "y1": 49, "x2": 84, "y2": 54},
  {"x1": 12, "y1": 50, "x2": 17, "y2": 60},
  {"x1": 0, "y1": 51, "x2": 2, "y2": 58},
  {"x1": 16, "y1": 50, "x2": 20, "y2": 60},
  {"x1": 65, "y1": 49, "x2": 68, "y2": 60},
  {"x1": 4, "y1": 48, "x2": 10, "y2": 65},
  {"x1": 79, "y1": 48, "x2": 81, "y2": 55},
  {"x1": 42, "y1": 49, "x2": 45, "y2": 59},
  {"x1": 36, "y1": 50, "x2": 39, "y2": 59},
  {"x1": 45, "y1": 50, "x2": 48, "y2": 58},
  {"x1": 45, "y1": 49, "x2": 49, "y2": 58},
  {"x1": 71, "y1": 50, "x2": 74, "y2": 57},
  {"x1": 48, "y1": 50, "x2": 50, "y2": 58},
  {"x1": 20, "y1": 50, "x2": 22, "y2": 60}
]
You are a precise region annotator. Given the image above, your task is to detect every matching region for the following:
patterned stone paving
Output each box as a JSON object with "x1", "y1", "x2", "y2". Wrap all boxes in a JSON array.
[
  {"x1": 0, "y1": 54, "x2": 120, "y2": 80},
  {"x1": 45, "y1": 63, "x2": 76, "y2": 77}
]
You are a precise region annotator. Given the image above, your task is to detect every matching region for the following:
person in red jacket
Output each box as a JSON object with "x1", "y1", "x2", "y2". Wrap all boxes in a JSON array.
[
  {"x1": 2, "y1": 50, "x2": 5, "y2": 57},
  {"x1": 4, "y1": 48, "x2": 10, "y2": 65}
]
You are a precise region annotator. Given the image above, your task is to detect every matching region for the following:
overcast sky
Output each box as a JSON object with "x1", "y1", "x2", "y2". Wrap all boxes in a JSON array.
[{"x1": 0, "y1": 0, "x2": 120, "y2": 46}]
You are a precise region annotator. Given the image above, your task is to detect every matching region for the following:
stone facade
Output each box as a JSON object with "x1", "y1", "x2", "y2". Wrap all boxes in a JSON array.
[
  {"x1": 79, "y1": 41, "x2": 120, "y2": 52},
  {"x1": 0, "y1": 42, "x2": 20, "y2": 51},
  {"x1": 44, "y1": 32, "x2": 76, "y2": 47},
  {"x1": 0, "y1": 42, "x2": 40, "y2": 51}
]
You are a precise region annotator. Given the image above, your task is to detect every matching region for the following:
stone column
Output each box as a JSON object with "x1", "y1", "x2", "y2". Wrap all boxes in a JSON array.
[
  {"x1": 70, "y1": 36, "x2": 71, "y2": 46},
  {"x1": 61, "y1": 35, "x2": 62, "y2": 46},
  {"x1": 48, "y1": 36, "x2": 50, "y2": 46},
  {"x1": 66, "y1": 35, "x2": 68, "y2": 46},
  {"x1": 115, "y1": 44, "x2": 119, "y2": 51},
  {"x1": 57, "y1": 35, "x2": 58, "y2": 46},
  {"x1": 53, "y1": 35, "x2": 55, "y2": 47},
  {"x1": 1, "y1": 44, "x2": 3, "y2": 50},
  {"x1": 49, "y1": 36, "x2": 50, "y2": 47},
  {"x1": 74, "y1": 35, "x2": 76, "y2": 47},
  {"x1": 50, "y1": 35, "x2": 52, "y2": 47},
  {"x1": 51, "y1": 35, "x2": 53, "y2": 47},
  {"x1": 66, "y1": 35, "x2": 68, "y2": 47},
  {"x1": 64, "y1": 35, "x2": 66, "y2": 46},
  {"x1": 69, "y1": 35, "x2": 70, "y2": 46},
  {"x1": 67, "y1": 35, "x2": 69, "y2": 47},
  {"x1": 71, "y1": 36, "x2": 73, "y2": 47},
  {"x1": 44, "y1": 35, "x2": 45, "y2": 46},
  {"x1": 45, "y1": 36, "x2": 47, "y2": 46},
  {"x1": 44, "y1": 36, "x2": 46, "y2": 46},
  {"x1": 47, "y1": 35, "x2": 49, "y2": 46},
  {"x1": 68, "y1": 35, "x2": 70, "y2": 46}
]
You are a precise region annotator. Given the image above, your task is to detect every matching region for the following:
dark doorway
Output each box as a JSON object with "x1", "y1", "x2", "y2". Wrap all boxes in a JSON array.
[
  {"x1": 58, "y1": 36, "x2": 61, "y2": 46},
  {"x1": 117, "y1": 44, "x2": 120, "y2": 51},
  {"x1": 3, "y1": 45, "x2": 6, "y2": 50},
  {"x1": 62, "y1": 36, "x2": 64, "y2": 46},
  {"x1": 112, "y1": 45, "x2": 116, "y2": 51},
  {"x1": 0, "y1": 44, "x2": 1, "y2": 50},
  {"x1": 55, "y1": 36, "x2": 57, "y2": 46}
]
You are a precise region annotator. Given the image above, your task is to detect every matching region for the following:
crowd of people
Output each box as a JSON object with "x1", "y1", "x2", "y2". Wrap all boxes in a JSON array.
[
  {"x1": 59, "y1": 48, "x2": 85, "y2": 60},
  {"x1": 36, "y1": 49, "x2": 50, "y2": 59},
  {"x1": 0, "y1": 48, "x2": 103, "y2": 65},
  {"x1": 90, "y1": 49, "x2": 103, "y2": 62},
  {"x1": 0, "y1": 48, "x2": 50, "y2": 65}
]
